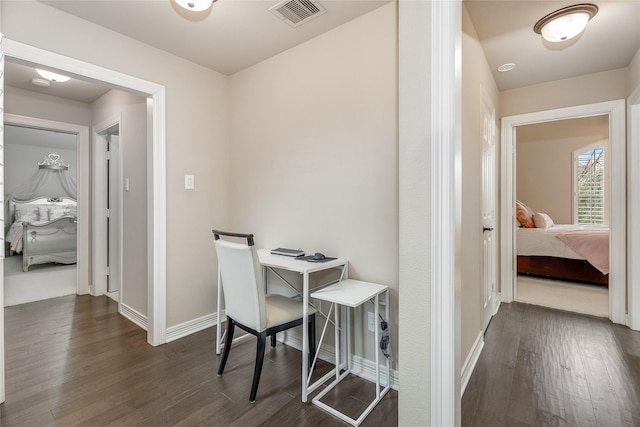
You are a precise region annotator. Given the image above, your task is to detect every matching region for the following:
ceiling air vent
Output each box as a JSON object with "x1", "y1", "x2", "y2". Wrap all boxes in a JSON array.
[{"x1": 270, "y1": 0, "x2": 326, "y2": 28}]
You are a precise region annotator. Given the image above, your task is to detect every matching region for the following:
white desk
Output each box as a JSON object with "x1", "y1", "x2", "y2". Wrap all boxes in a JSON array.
[
  {"x1": 215, "y1": 248, "x2": 348, "y2": 402},
  {"x1": 310, "y1": 279, "x2": 390, "y2": 426}
]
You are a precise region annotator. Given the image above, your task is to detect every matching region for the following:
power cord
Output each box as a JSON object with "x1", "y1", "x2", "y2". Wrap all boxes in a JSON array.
[{"x1": 370, "y1": 299, "x2": 391, "y2": 360}]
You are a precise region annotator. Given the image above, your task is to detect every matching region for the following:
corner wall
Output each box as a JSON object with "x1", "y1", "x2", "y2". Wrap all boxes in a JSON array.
[{"x1": 230, "y1": 4, "x2": 398, "y2": 366}]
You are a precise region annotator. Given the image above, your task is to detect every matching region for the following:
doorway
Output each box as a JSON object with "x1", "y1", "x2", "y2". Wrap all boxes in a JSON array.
[
  {"x1": 500, "y1": 100, "x2": 627, "y2": 325},
  {"x1": 0, "y1": 38, "x2": 167, "y2": 404},
  {"x1": 513, "y1": 116, "x2": 610, "y2": 317}
]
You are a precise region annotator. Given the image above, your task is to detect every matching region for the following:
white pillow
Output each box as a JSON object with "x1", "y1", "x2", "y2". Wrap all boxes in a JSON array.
[
  {"x1": 533, "y1": 212, "x2": 554, "y2": 229},
  {"x1": 14, "y1": 204, "x2": 40, "y2": 222}
]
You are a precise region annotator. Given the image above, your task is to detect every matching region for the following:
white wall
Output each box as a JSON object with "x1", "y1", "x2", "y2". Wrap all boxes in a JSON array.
[
  {"x1": 230, "y1": 4, "x2": 397, "y2": 365},
  {"x1": 501, "y1": 68, "x2": 630, "y2": 117},
  {"x1": 4, "y1": 85, "x2": 92, "y2": 126},
  {"x1": 92, "y1": 89, "x2": 148, "y2": 316},
  {"x1": 516, "y1": 116, "x2": 609, "y2": 224},
  {"x1": 460, "y1": 4, "x2": 500, "y2": 371},
  {"x1": 1, "y1": 0, "x2": 232, "y2": 328}
]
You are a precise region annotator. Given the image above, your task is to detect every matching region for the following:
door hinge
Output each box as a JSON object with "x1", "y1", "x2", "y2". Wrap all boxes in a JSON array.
[
  {"x1": 106, "y1": 209, "x2": 110, "y2": 218},
  {"x1": 106, "y1": 266, "x2": 110, "y2": 276},
  {"x1": 106, "y1": 151, "x2": 111, "y2": 160}
]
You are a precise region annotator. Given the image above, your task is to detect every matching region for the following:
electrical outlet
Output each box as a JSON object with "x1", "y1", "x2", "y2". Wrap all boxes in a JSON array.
[{"x1": 368, "y1": 312, "x2": 375, "y2": 332}]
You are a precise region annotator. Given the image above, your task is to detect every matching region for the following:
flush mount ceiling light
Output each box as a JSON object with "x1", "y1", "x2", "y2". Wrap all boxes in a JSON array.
[
  {"x1": 534, "y1": 3, "x2": 598, "y2": 43},
  {"x1": 498, "y1": 63, "x2": 516, "y2": 72},
  {"x1": 36, "y1": 68, "x2": 70, "y2": 83},
  {"x1": 174, "y1": 0, "x2": 217, "y2": 12}
]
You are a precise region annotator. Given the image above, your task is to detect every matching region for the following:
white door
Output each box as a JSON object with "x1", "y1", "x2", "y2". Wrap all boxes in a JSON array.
[
  {"x1": 481, "y1": 91, "x2": 497, "y2": 331},
  {"x1": 93, "y1": 120, "x2": 121, "y2": 297}
]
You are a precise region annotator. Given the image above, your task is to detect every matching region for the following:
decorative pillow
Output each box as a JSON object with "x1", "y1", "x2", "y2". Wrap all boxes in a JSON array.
[
  {"x1": 48, "y1": 205, "x2": 76, "y2": 221},
  {"x1": 515, "y1": 200, "x2": 536, "y2": 228},
  {"x1": 14, "y1": 204, "x2": 40, "y2": 222},
  {"x1": 533, "y1": 212, "x2": 554, "y2": 229},
  {"x1": 38, "y1": 205, "x2": 52, "y2": 221}
]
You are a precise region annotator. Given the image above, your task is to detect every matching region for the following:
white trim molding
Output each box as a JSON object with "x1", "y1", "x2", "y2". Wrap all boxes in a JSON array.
[
  {"x1": 166, "y1": 311, "x2": 221, "y2": 343},
  {"x1": 1, "y1": 38, "x2": 167, "y2": 347},
  {"x1": 460, "y1": 331, "x2": 484, "y2": 396},
  {"x1": 430, "y1": 1, "x2": 462, "y2": 426},
  {"x1": 628, "y1": 85, "x2": 640, "y2": 331},
  {"x1": 501, "y1": 100, "x2": 627, "y2": 325},
  {"x1": 120, "y1": 303, "x2": 148, "y2": 331}
]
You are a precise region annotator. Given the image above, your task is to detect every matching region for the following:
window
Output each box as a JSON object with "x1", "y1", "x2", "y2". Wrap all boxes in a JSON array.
[{"x1": 573, "y1": 145, "x2": 605, "y2": 224}]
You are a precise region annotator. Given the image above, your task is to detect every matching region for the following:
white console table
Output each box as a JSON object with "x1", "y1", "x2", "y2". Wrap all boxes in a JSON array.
[{"x1": 310, "y1": 279, "x2": 391, "y2": 426}]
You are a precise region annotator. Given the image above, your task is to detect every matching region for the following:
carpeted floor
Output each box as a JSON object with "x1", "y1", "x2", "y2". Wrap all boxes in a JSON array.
[
  {"x1": 515, "y1": 274, "x2": 608, "y2": 317},
  {"x1": 4, "y1": 255, "x2": 76, "y2": 306}
]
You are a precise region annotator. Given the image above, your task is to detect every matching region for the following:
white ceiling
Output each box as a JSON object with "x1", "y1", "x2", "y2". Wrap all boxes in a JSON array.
[
  {"x1": 5, "y1": 1, "x2": 640, "y2": 102},
  {"x1": 464, "y1": 0, "x2": 640, "y2": 91}
]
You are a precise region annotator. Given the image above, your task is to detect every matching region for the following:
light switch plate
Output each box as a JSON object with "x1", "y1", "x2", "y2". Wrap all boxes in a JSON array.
[{"x1": 185, "y1": 174, "x2": 194, "y2": 190}]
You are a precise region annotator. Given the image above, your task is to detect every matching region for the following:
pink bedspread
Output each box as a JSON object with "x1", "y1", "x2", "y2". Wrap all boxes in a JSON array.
[{"x1": 556, "y1": 229, "x2": 609, "y2": 275}]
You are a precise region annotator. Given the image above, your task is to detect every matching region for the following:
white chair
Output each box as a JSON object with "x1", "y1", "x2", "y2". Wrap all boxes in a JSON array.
[{"x1": 212, "y1": 230, "x2": 317, "y2": 403}]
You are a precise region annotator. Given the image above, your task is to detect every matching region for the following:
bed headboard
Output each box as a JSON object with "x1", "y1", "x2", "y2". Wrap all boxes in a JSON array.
[{"x1": 7, "y1": 196, "x2": 77, "y2": 226}]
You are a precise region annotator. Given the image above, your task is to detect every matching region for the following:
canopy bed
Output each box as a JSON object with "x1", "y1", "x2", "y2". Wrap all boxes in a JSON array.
[
  {"x1": 4, "y1": 152, "x2": 78, "y2": 272},
  {"x1": 516, "y1": 200, "x2": 609, "y2": 286}
]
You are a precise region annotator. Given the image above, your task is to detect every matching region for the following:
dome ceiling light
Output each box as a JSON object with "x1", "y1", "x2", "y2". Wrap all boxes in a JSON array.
[
  {"x1": 36, "y1": 69, "x2": 71, "y2": 83},
  {"x1": 533, "y1": 3, "x2": 598, "y2": 43},
  {"x1": 174, "y1": 0, "x2": 217, "y2": 12}
]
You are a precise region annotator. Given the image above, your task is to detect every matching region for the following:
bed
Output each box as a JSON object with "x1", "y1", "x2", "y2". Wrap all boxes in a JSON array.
[
  {"x1": 515, "y1": 201, "x2": 609, "y2": 286},
  {"x1": 5, "y1": 197, "x2": 77, "y2": 272}
]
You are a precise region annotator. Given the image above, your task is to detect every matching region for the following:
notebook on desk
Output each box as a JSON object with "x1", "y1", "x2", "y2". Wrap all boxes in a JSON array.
[{"x1": 270, "y1": 247, "x2": 305, "y2": 257}]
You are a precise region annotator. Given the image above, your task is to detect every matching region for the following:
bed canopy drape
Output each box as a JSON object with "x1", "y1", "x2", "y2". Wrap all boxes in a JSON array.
[{"x1": 7, "y1": 152, "x2": 77, "y2": 201}]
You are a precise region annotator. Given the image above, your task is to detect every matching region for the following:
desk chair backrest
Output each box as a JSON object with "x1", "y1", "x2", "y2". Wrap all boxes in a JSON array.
[{"x1": 213, "y1": 232, "x2": 267, "y2": 332}]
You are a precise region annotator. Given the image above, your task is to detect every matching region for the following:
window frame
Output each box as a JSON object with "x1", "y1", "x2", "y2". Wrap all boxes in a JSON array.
[{"x1": 572, "y1": 142, "x2": 608, "y2": 225}]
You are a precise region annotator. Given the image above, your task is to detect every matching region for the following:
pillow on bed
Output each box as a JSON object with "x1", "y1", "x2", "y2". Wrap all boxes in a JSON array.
[
  {"x1": 48, "y1": 205, "x2": 77, "y2": 221},
  {"x1": 533, "y1": 212, "x2": 554, "y2": 229},
  {"x1": 14, "y1": 204, "x2": 40, "y2": 222},
  {"x1": 516, "y1": 200, "x2": 536, "y2": 228}
]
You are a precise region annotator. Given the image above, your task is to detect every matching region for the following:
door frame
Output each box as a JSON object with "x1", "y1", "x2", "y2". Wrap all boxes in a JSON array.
[
  {"x1": 500, "y1": 100, "x2": 626, "y2": 325},
  {"x1": 93, "y1": 116, "x2": 123, "y2": 298},
  {"x1": 628, "y1": 84, "x2": 640, "y2": 330},
  {"x1": 4, "y1": 114, "x2": 90, "y2": 295}
]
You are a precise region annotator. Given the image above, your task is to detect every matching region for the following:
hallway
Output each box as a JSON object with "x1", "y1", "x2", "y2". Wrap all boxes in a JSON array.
[{"x1": 462, "y1": 302, "x2": 640, "y2": 426}]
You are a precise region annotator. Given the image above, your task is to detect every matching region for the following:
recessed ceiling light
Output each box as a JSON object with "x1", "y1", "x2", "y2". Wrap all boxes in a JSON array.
[
  {"x1": 36, "y1": 69, "x2": 70, "y2": 83},
  {"x1": 534, "y1": 3, "x2": 598, "y2": 43},
  {"x1": 498, "y1": 63, "x2": 516, "y2": 73}
]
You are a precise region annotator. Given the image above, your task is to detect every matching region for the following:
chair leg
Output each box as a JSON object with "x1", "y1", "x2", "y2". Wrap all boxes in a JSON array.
[
  {"x1": 250, "y1": 331, "x2": 267, "y2": 403},
  {"x1": 218, "y1": 319, "x2": 235, "y2": 375},
  {"x1": 271, "y1": 333, "x2": 277, "y2": 348},
  {"x1": 308, "y1": 314, "x2": 316, "y2": 371}
]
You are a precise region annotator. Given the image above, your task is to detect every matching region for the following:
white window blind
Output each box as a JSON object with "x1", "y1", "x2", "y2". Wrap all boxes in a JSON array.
[{"x1": 576, "y1": 146, "x2": 605, "y2": 224}]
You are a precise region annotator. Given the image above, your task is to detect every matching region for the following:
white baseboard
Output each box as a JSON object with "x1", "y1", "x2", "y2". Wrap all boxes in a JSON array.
[
  {"x1": 282, "y1": 330, "x2": 399, "y2": 391},
  {"x1": 119, "y1": 303, "x2": 148, "y2": 331},
  {"x1": 164, "y1": 312, "x2": 399, "y2": 390},
  {"x1": 166, "y1": 311, "x2": 222, "y2": 343},
  {"x1": 460, "y1": 331, "x2": 484, "y2": 396}
]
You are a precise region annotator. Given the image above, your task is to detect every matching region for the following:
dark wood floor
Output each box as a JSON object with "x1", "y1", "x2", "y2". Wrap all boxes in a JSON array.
[
  {"x1": 463, "y1": 301, "x2": 640, "y2": 427},
  {"x1": 1, "y1": 295, "x2": 397, "y2": 426}
]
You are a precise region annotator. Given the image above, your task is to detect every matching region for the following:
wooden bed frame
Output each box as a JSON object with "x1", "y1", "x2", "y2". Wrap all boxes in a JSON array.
[{"x1": 517, "y1": 255, "x2": 608, "y2": 286}]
